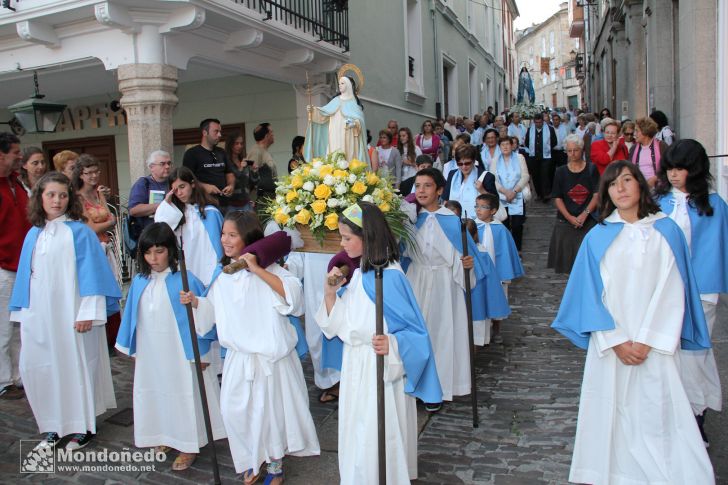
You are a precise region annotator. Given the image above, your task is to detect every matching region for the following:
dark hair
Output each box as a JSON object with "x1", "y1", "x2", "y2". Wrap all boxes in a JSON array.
[
  {"x1": 655, "y1": 139, "x2": 714, "y2": 216},
  {"x1": 464, "y1": 218, "x2": 478, "y2": 242},
  {"x1": 291, "y1": 135, "x2": 305, "y2": 155},
  {"x1": 421, "y1": 119, "x2": 434, "y2": 133},
  {"x1": 498, "y1": 135, "x2": 513, "y2": 145},
  {"x1": 483, "y1": 128, "x2": 499, "y2": 144},
  {"x1": 415, "y1": 167, "x2": 446, "y2": 189},
  {"x1": 253, "y1": 123, "x2": 271, "y2": 142},
  {"x1": 0, "y1": 132, "x2": 20, "y2": 153},
  {"x1": 19, "y1": 146, "x2": 45, "y2": 187},
  {"x1": 200, "y1": 118, "x2": 221, "y2": 133},
  {"x1": 649, "y1": 110, "x2": 669, "y2": 130},
  {"x1": 597, "y1": 160, "x2": 660, "y2": 222},
  {"x1": 136, "y1": 222, "x2": 179, "y2": 276},
  {"x1": 224, "y1": 131, "x2": 245, "y2": 163},
  {"x1": 397, "y1": 127, "x2": 416, "y2": 165},
  {"x1": 220, "y1": 211, "x2": 264, "y2": 265},
  {"x1": 476, "y1": 192, "x2": 500, "y2": 211},
  {"x1": 334, "y1": 76, "x2": 364, "y2": 110},
  {"x1": 443, "y1": 200, "x2": 462, "y2": 216},
  {"x1": 71, "y1": 153, "x2": 100, "y2": 191},
  {"x1": 415, "y1": 154, "x2": 433, "y2": 167},
  {"x1": 378, "y1": 129, "x2": 393, "y2": 143},
  {"x1": 340, "y1": 202, "x2": 399, "y2": 272},
  {"x1": 27, "y1": 172, "x2": 85, "y2": 227},
  {"x1": 367, "y1": 129, "x2": 373, "y2": 144},
  {"x1": 455, "y1": 144, "x2": 477, "y2": 162},
  {"x1": 168, "y1": 167, "x2": 218, "y2": 224},
  {"x1": 455, "y1": 133, "x2": 471, "y2": 144},
  {"x1": 600, "y1": 108, "x2": 612, "y2": 119}
]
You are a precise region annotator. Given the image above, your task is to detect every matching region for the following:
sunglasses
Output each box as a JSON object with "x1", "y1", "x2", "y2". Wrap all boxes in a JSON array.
[
  {"x1": 456, "y1": 161, "x2": 474, "y2": 167},
  {"x1": 623, "y1": 132, "x2": 635, "y2": 136}
]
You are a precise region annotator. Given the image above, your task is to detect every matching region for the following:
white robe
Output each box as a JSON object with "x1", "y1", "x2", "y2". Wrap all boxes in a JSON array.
[
  {"x1": 405, "y1": 207, "x2": 474, "y2": 401},
  {"x1": 315, "y1": 266, "x2": 418, "y2": 485},
  {"x1": 127, "y1": 268, "x2": 226, "y2": 452},
  {"x1": 474, "y1": 222, "x2": 510, "y2": 346},
  {"x1": 286, "y1": 252, "x2": 341, "y2": 390},
  {"x1": 11, "y1": 216, "x2": 116, "y2": 436},
  {"x1": 569, "y1": 212, "x2": 714, "y2": 485},
  {"x1": 194, "y1": 263, "x2": 320, "y2": 474}
]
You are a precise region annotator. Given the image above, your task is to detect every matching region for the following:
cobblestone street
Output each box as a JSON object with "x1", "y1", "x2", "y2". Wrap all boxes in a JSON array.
[{"x1": 1, "y1": 203, "x2": 725, "y2": 484}]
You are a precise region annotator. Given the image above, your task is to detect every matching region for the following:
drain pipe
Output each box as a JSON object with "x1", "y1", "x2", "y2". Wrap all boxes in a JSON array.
[{"x1": 431, "y1": 0, "x2": 442, "y2": 118}]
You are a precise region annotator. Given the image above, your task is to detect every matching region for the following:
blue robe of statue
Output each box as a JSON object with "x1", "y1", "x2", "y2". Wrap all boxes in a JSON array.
[{"x1": 304, "y1": 95, "x2": 370, "y2": 165}]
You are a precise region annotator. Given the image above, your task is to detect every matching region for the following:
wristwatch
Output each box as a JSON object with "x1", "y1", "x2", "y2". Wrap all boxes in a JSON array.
[{"x1": 584, "y1": 209, "x2": 591, "y2": 214}]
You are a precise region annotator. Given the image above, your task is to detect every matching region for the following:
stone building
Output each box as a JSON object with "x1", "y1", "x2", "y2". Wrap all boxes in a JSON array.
[
  {"x1": 569, "y1": 0, "x2": 727, "y2": 198},
  {"x1": 515, "y1": 2, "x2": 581, "y2": 110},
  {"x1": 0, "y1": 0, "x2": 516, "y2": 197}
]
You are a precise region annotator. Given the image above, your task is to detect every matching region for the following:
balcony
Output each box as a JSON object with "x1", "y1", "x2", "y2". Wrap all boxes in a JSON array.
[{"x1": 568, "y1": 0, "x2": 585, "y2": 38}]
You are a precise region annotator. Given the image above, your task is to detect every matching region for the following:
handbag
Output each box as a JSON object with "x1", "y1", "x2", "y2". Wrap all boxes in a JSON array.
[{"x1": 522, "y1": 184, "x2": 533, "y2": 203}]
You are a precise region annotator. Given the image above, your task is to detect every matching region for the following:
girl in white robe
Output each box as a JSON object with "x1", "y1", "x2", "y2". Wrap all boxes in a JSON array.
[
  {"x1": 181, "y1": 211, "x2": 319, "y2": 485},
  {"x1": 115, "y1": 222, "x2": 226, "y2": 471},
  {"x1": 552, "y1": 161, "x2": 714, "y2": 484},
  {"x1": 9, "y1": 172, "x2": 120, "y2": 450},
  {"x1": 317, "y1": 202, "x2": 442, "y2": 485},
  {"x1": 156, "y1": 166, "x2": 224, "y2": 373}
]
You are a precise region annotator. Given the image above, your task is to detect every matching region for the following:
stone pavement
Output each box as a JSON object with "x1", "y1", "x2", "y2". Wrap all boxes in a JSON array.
[{"x1": 0, "y1": 203, "x2": 725, "y2": 484}]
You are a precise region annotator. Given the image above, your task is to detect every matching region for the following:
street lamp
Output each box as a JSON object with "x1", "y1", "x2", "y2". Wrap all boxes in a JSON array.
[{"x1": 7, "y1": 71, "x2": 67, "y2": 133}]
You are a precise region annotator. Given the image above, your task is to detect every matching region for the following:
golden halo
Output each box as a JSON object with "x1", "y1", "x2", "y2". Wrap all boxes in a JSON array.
[{"x1": 337, "y1": 63, "x2": 364, "y2": 94}]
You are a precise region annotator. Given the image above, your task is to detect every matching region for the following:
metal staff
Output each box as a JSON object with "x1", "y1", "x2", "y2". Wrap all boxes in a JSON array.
[
  {"x1": 306, "y1": 71, "x2": 314, "y2": 149},
  {"x1": 372, "y1": 258, "x2": 387, "y2": 484},
  {"x1": 460, "y1": 213, "x2": 479, "y2": 428},
  {"x1": 179, "y1": 236, "x2": 221, "y2": 484}
]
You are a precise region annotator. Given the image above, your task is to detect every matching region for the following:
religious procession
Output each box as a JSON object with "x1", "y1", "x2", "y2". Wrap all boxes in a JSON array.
[{"x1": 1, "y1": 0, "x2": 727, "y2": 484}]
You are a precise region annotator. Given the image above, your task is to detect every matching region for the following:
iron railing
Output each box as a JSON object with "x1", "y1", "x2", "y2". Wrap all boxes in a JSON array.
[{"x1": 232, "y1": 0, "x2": 349, "y2": 51}]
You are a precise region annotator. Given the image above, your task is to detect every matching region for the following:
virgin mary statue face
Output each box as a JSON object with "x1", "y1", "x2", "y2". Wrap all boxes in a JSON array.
[{"x1": 338, "y1": 77, "x2": 353, "y2": 98}]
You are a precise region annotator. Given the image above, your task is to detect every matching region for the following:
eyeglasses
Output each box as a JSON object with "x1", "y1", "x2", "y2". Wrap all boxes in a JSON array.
[
  {"x1": 456, "y1": 161, "x2": 474, "y2": 167},
  {"x1": 475, "y1": 205, "x2": 492, "y2": 210},
  {"x1": 82, "y1": 169, "x2": 100, "y2": 176},
  {"x1": 623, "y1": 132, "x2": 635, "y2": 136},
  {"x1": 153, "y1": 161, "x2": 172, "y2": 167}
]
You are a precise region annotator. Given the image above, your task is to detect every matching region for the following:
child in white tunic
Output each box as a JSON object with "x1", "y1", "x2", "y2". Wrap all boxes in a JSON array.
[
  {"x1": 10, "y1": 172, "x2": 120, "y2": 451},
  {"x1": 115, "y1": 223, "x2": 226, "y2": 471},
  {"x1": 317, "y1": 202, "x2": 442, "y2": 484},
  {"x1": 181, "y1": 211, "x2": 319, "y2": 485},
  {"x1": 552, "y1": 162, "x2": 714, "y2": 485}
]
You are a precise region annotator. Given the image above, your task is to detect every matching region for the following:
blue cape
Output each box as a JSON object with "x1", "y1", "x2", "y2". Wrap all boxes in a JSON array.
[
  {"x1": 207, "y1": 265, "x2": 309, "y2": 360},
  {"x1": 10, "y1": 221, "x2": 121, "y2": 315},
  {"x1": 197, "y1": 204, "x2": 224, "y2": 262},
  {"x1": 327, "y1": 268, "x2": 443, "y2": 403},
  {"x1": 551, "y1": 217, "x2": 711, "y2": 351},
  {"x1": 303, "y1": 95, "x2": 370, "y2": 164},
  {"x1": 116, "y1": 271, "x2": 218, "y2": 359},
  {"x1": 477, "y1": 222, "x2": 524, "y2": 282},
  {"x1": 658, "y1": 192, "x2": 728, "y2": 294},
  {"x1": 411, "y1": 212, "x2": 510, "y2": 320}
]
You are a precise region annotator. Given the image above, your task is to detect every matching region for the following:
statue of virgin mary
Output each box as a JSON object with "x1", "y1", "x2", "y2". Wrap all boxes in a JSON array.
[{"x1": 304, "y1": 74, "x2": 370, "y2": 165}]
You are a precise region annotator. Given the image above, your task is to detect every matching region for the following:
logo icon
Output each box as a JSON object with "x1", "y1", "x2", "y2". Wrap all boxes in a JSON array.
[{"x1": 20, "y1": 440, "x2": 55, "y2": 473}]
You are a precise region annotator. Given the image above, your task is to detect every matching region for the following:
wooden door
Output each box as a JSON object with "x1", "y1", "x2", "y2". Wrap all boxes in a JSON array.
[{"x1": 43, "y1": 136, "x2": 119, "y2": 203}]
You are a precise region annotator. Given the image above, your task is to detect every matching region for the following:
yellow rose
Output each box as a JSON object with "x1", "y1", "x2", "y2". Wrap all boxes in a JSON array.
[
  {"x1": 324, "y1": 212, "x2": 339, "y2": 231},
  {"x1": 349, "y1": 159, "x2": 366, "y2": 173},
  {"x1": 294, "y1": 208, "x2": 311, "y2": 225},
  {"x1": 314, "y1": 183, "x2": 332, "y2": 199},
  {"x1": 285, "y1": 190, "x2": 298, "y2": 203},
  {"x1": 302, "y1": 166, "x2": 312, "y2": 175},
  {"x1": 290, "y1": 175, "x2": 304, "y2": 189},
  {"x1": 365, "y1": 172, "x2": 380, "y2": 186},
  {"x1": 351, "y1": 181, "x2": 367, "y2": 195},
  {"x1": 319, "y1": 165, "x2": 334, "y2": 178},
  {"x1": 333, "y1": 169, "x2": 348, "y2": 179},
  {"x1": 274, "y1": 209, "x2": 290, "y2": 225},
  {"x1": 381, "y1": 189, "x2": 393, "y2": 201},
  {"x1": 311, "y1": 199, "x2": 327, "y2": 214},
  {"x1": 378, "y1": 202, "x2": 391, "y2": 213}
]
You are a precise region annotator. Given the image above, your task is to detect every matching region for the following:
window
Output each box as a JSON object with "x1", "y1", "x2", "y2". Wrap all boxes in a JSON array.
[
  {"x1": 541, "y1": 37, "x2": 546, "y2": 57},
  {"x1": 405, "y1": 0, "x2": 424, "y2": 98},
  {"x1": 551, "y1": 68, "x2": 556, "y2": 82},
  {"x1": 550, "y1": 31, "x2": 555, "y2": 54},
  {"x1": 543, "y1": 73, "x2": 548, "y2": 85},
  {"x1": 566, "y1": 68, "x2": 573, "y2": 79}
]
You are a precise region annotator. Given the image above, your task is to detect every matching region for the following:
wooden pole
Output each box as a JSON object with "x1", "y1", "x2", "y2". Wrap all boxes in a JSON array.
[
  {"x1": 460, "y1": 214, "x2": 479, "y2": 428},
  {"x1": 179, "y1": 237, "x2": 222, "y2": 484},
  {"x1": 373, "y1": 261, "x2": 387, "y2": 484}
]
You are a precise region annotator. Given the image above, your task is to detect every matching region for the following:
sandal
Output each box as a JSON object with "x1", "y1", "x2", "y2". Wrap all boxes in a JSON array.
[
  {"x1": 264, "y1": 471, "x2": 284, "y2": 485},
  {"x1": 155, "y1": 445, "x2": 171, "y2": 454},
  {"x1": 243, "y1": 467, "x2": 263, "y2": 485},
  {"x1": 172, "y1": 452, "x2": 196, "y2": 471},
  {"x1": 318, "y1": 390, "x2": 339, "y2": 403}
]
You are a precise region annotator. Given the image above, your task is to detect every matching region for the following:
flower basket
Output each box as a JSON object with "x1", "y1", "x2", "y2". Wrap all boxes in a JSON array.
[{"x1": 297, "y1": 224, "x2": 341, "y2": 254}]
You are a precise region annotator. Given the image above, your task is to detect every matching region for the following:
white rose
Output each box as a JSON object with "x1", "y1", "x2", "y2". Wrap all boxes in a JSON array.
[
  {"x1": 335, "y1": 183, "x2": 348, "y2": 195},
  {"x1": 302, "y1": 181, "x2": 315, "y2": 192},
  {"x1": 282, "y1": 206, "x2": 291, "y2": 214},
  {"x1": 337, "y1": 159, "x2": 350, "y2": 169},
  {"x1": 348, "y1": 173, "x2": 357, "y2": 183},
  {"x1": 327, "y1": 198, "x2": 340, "y2": 208},
  {"x1": 275, "y1": 195, "x2": 284, "y2": 204},
  {"x1": 362, "y1": 195, "x2": 374, "y2": 203},
  {"x1": 312, "y1": 160, "x2": 323, "y2": 168},
  {"x1": 324, "y1": 175, "x2": 336, "y2": 186},
  {"x1": 310, "y1": 169, "x2": 320, "y2": 178},
  {"x1": 295, "y1": 205, "x2": 303, "y2": 211}
]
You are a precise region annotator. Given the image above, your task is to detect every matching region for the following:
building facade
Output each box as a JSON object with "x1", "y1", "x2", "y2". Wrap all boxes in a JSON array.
[
  {"x1": 515, "y1": 2, "x2": 581, "y2": 111},
  {"x1": 569, "y1": 0, "x2": 727, "y2": 199}
]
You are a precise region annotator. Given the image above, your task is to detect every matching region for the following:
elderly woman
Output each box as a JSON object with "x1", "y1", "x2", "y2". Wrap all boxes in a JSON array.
[
  {"x1": 547, "y1": 134, "x2": 599, "y2": 274},
  {"x1": 629, "y1": 116, "x2": 668, "y2": 188},
  {"x1": 479, "y1": 128, "x2": 501, "y2": 167},
  {"x1": 488, "y1": 136, "x2": 530, "y2": 250},
  {"x1": 443, "y1": 144, "x2": 484, "y2": 218},
  {"x1": 374, "y1": 129, "x2": 403, "y2": 187},
  {"x1": 52, "y1": 149, "x2": 79, "y2": 180},
  {"x1": 590, "y1": 118, "x2": 629, "y2": 175},
  {"x1": 18, "y1": 147, "x2": 47, "y2": 195},
  {"x1": 621, "y1": 120, "x2": 636, "y2": 151}
]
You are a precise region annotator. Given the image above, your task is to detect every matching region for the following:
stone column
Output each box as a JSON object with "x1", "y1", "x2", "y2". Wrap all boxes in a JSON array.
[
  {"x1": 118, "y1": 63, "x2": 179, "y2": 182},
  {"x1": 625, "y1": 2, "x2": 647, "y2": 120}
]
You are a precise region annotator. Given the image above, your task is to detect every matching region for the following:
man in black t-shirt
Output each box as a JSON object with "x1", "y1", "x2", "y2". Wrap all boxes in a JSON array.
[{"x1": 182, "y1": 118, "x2": 235, "y2": 210}]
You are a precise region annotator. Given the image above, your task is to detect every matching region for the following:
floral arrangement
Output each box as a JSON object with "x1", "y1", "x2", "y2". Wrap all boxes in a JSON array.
[
  {"x1": 265, "y1": 151, "x2": 410, "y2": 245},
  {"x1": 509, "y1": 102, "x2": 547, "y2": 119}
]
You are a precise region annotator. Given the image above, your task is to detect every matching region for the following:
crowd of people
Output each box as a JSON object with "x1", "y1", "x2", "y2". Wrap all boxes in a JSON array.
[{"x1": 0, "y1": 95, "x2": 723, "y2": 484}]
